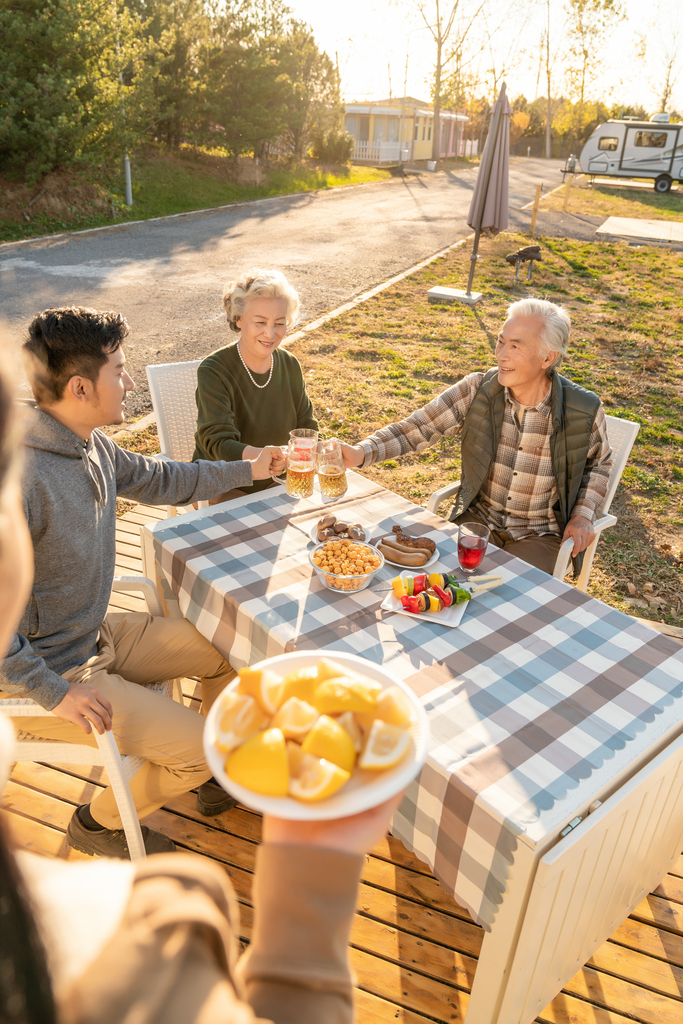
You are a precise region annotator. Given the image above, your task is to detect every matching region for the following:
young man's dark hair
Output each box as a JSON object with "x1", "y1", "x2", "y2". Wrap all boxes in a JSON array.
[{"x1": 23, "y1": 306, "x2": 129, "y2": 405}]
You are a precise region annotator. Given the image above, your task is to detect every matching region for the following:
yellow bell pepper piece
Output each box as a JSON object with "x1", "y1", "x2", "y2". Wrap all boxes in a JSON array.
[{"x1": 391, "y1": 576, "x2": 407, "y2": 599}]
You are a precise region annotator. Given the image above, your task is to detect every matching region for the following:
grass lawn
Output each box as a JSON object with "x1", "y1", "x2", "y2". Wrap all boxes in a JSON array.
[
  {"x1": 0, "y1": 147, "x2": 393, "y2": 244},
  {"x1": 118, "y1": 231, "x2": 683, "y2": 629},
  {"x1": 544, "y1": 176, "x2": 683, "y2": 221}
]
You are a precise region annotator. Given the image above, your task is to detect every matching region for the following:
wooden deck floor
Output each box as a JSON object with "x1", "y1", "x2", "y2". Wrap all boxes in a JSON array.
[{"x1": 4, "y1": 503, "x2": 683, "y2": 1024}]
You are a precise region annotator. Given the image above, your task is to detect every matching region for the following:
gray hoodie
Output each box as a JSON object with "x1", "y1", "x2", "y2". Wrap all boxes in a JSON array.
[{"x1": 2, "y1": 408, "x2": 252, "y2": 710}]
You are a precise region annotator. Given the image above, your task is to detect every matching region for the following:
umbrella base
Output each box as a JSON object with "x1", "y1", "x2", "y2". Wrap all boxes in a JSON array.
[{"x1": 427, "y1": 286, "x2": 482, "y2": 305}]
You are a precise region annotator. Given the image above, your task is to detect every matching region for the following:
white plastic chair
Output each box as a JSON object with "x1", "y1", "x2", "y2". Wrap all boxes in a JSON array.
[
  {"x1": 146, "y1": 360, "x2": 202, "y2": 464},
  {"x1": 426, "y1": 414, "x2": 640, "y2": 592},
  {"x1": 145, "y1": 360, "x2": 204, "y2": 517},
  {"x1": 2, "y1": 576, "x2": 182, "y2": 862}
]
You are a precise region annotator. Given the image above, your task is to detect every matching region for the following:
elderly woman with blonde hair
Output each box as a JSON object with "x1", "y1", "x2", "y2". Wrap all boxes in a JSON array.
[{"x1": 193, "y1": 269, "x2": 318, "y2": 498}]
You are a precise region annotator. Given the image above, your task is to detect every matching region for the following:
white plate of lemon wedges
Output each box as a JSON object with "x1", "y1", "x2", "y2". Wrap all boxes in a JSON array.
[{"x1": 203, "y1": 651, "x2": 430, "y2": 820}]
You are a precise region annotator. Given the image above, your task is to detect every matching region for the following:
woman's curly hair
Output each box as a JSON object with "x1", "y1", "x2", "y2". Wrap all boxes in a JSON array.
[{"x1": 222, "y1": 269, "x2": 300, "y2": 333}]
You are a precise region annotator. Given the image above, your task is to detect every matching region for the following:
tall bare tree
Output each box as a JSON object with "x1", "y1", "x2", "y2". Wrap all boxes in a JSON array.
[
  {"x1": 403, "y1": 0, "x2": 488, "y2": 161},
  {"x1": 654, "y1": 29, "x2": 681, "y2": 113},
  {"x1": 564, "y1": 0, "x2": 621, "y2": 142},
  {"x1": 543, "y1": 0, "x2": 564, "y2": 158}
]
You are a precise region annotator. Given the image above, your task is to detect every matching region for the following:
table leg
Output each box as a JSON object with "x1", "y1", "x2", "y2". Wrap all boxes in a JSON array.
[
  {"x1": 139, "y1": 525, "x2": 182, "y2": 619},
  {"x1": 140, "y1": 523, "x2": 156, "y2": 583},
  {"x1": 464, "y1": 841, "x2": 538, "y2": 1024}
]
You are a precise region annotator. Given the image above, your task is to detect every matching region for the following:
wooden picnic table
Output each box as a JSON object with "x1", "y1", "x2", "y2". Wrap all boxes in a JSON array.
[{"x1": 142, "y1": 472, "x2": 683, "y2": 1024}]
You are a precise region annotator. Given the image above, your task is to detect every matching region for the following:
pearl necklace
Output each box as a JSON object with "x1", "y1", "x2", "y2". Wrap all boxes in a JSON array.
[{"x1": 236, "y1": 341, "x2": 274, "y2": 389}]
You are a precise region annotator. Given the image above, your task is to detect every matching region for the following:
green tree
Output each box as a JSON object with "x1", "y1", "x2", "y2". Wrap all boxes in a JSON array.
[
  {"x1": 275, "y1": 21, "x2": 344, "y2": 161},
  {"x1": 197, "y1": 0, "x2": 292, "y2": 158},
  {"x1": 0, "y1": 0, "x2": 154, "y2": 179},
  {"x1": 125, "y1": 0, "x2": 210, "y2": 150}
]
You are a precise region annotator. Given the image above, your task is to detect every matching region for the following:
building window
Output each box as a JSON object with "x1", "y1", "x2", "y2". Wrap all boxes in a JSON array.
[
  {"x1": 634, "y1": 131, "x2": 667, "y2": 148},
  {"x1": 373, "y1": 116, "x2": 386, "y2": 143},
  {"x1": 345, "y1": 115, "x2": 357, "y2": 139},
  {"x1": 422, "y1": 121, "x2": 426, "y2": 141},
  {"x1": 415, "y1": 121, "x2": 420, "y2": 140},
  {"x1": 598, "y1": 136, "x2": 619, "y2": 151},
  {"x1": 428, "y1": 122, "x2": 432, "y2": 141}
]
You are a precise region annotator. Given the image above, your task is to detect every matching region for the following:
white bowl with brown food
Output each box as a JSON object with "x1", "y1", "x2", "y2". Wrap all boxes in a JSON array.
[
  {"x1": 309, "y1": 538, "x2": 385, "y2": 592},
  {"x1": 309, "y1": 513, "x2": 371, "y2": 545},
  {"x1": 375, "y1": 527, "x2": 439, "y2": 569}
]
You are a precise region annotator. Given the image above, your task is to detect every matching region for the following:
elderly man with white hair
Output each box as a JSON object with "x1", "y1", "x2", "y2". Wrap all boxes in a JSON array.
[{"x1": 341, "y1": 298, "x2": 613, "y2": 576}]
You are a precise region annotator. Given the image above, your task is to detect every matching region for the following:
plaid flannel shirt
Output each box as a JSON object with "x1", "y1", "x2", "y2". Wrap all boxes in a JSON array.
[{"x1": 358, "y1": 372, "x2": 613, "y2": 540}]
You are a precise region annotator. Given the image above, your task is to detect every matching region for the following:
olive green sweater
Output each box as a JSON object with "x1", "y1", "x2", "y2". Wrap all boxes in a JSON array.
[{"x1": 193, "y1": 343, "x2": 318, "y2": 494}]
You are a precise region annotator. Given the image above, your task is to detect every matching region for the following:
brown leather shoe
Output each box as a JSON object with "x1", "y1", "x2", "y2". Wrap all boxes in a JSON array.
[
  {"x1": 67, "y1": 805, "x2": 176, "y2": 858},
  {"x1": 196, "y1": 778, "x2": 237, "y2": 816}
]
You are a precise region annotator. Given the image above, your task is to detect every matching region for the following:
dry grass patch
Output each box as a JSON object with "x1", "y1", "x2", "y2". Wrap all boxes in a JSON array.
[{"x1": 544, "y1": 177, "x2": 683, "y2": 222}]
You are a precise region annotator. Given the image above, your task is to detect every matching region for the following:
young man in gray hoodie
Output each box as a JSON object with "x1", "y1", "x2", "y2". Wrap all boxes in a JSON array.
[{"x1": 1, "y1": 306, "x2": 285, "y2": 857}]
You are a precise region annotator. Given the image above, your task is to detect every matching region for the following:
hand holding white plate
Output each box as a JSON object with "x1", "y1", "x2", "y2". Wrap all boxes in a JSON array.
[{"x1": 204, "y1": 651, "x2": 430, "y2": 821}]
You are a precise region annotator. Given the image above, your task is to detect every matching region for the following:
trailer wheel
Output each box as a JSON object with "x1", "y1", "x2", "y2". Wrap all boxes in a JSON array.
[{"x1": 654, "y1": 175, "x2": 672, "y2": 193}]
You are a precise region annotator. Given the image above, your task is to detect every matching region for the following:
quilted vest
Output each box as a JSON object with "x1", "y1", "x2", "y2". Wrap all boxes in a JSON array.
[{"x1": 450, "y1": 368, "x2": 600, "y2": 575}]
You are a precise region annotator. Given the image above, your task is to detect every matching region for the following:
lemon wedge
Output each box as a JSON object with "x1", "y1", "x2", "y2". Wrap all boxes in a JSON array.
[
  {"x1": 289, "y1": 754, "x2": 350, "y2": 802},
  {"x1": 313, "y1": 675, "x2": 382, "y2": 714},
  {"x1": 301, "y1": 714, "x2": 357, "y2": 773},
  {"x1": 277, "y1": 666, "x2": 320, "y2": 707},
  {"x1": 359, "y1": 720, "x2": 411, "y2": 770},
  {"x1": 334, "y1": 710, "x2": 363, "y2": 752},
  {"x1": 356, "y1": 685, "x2": 416, "y2": 731},
  {"x1": 286, "y1": 739, "x2": 307, "y2": 776},
  {"x1": 216, "y1": 692, "x2": 271, "y2": 751},
  {"x1": 237, "y1": 668, "x2": 283, "y2": 715},
  {"x1": 272, "y1": 697, "x2": 319, "y2": 739},
  {"x1": 316, "y1": 658, "x2": 353, "y2": 682},
  {"x1": 226, "y1": 728, "x2": 289, "y2": 796}
]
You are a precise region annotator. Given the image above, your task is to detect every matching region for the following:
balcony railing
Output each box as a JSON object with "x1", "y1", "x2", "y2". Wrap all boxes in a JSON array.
[{"x1": 352, "y1": 140, "x2": 410, "y2": 165}]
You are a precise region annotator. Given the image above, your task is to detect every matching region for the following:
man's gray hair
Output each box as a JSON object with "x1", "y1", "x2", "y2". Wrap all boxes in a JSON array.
[{"x1": 506, "y1": 298, "x2": 571, "y2": 375}]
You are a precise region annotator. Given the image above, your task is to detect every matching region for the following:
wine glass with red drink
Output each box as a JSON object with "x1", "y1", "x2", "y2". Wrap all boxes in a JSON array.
[{"x1": 457, "y1": 522, "x2": 490, "y2": 575}]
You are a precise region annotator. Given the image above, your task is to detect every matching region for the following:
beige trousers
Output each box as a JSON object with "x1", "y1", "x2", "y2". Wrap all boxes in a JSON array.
[{"x1": 6, "y1": 613, "x2": 235, "y2": 829}]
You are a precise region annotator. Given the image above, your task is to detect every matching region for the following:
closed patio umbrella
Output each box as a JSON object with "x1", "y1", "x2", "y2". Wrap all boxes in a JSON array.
[{"x1": 428, "y1": 81, "x2": 512, "y2": 305}]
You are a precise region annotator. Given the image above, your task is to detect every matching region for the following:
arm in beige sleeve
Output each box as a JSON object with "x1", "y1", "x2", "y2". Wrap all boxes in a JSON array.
[{"x1": 235, "y1": 844, "x2": 364, "y2": 1024}]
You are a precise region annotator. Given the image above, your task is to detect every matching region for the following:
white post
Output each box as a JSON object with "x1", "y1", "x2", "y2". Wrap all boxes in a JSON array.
[
  {"x1": 123, "y1": 154, "x2": 133, "y2": 206},
  {"x1": 399, "y1": 51, "x2": 408, "y2": 167}
]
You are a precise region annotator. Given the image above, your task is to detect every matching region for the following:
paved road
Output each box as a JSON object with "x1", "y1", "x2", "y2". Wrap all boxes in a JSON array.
[{"x1": 1, "y1": 157, "x2": 559, "y2": 419}]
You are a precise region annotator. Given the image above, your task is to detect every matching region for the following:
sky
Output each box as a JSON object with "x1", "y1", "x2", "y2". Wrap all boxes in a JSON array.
[{"x1": 288, "y1": 0, "x2": 683, "y2": 116}]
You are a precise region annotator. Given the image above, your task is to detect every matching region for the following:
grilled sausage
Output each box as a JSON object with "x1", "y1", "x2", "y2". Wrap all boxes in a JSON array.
[{"x1": 377, "y1": 542, "x2": 429, "y2": 567}]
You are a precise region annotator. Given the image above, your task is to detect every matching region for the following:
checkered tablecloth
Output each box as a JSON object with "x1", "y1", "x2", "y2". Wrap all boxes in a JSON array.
[{"x1": 149, "y1": 476, "x2": 683, "y2": 929}]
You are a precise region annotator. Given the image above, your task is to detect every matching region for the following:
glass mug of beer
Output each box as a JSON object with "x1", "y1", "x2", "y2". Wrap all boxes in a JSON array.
[
  {"x1": 285, "y1": 435, "x2": 317, "y2": 498},
  {"x1": 317, "y1": 438, "x2": 348, "y2": 499}
]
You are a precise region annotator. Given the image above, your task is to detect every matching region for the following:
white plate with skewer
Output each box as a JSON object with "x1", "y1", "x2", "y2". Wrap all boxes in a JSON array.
[{"x1": 379, "y1": 573, "x2": 504, "y2": 628}]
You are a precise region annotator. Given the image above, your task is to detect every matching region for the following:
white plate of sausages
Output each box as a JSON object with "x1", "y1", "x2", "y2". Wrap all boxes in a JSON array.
[{"x1": 373, "y1": 534, "x2": 440, "y2": 569}]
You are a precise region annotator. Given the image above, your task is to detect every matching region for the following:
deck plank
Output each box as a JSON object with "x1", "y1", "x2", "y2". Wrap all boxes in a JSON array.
[{"x1": 4, "y1": 498, "x2": 683, "y2": 1024}]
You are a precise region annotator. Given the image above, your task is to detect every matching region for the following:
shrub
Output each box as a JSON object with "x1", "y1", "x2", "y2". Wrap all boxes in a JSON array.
[{"x1": 310, "y1": 127, "x2": 354, "y2": 165}]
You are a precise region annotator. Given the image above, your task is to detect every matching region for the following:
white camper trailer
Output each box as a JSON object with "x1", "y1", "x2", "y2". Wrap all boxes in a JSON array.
[{"x1": 579, "y1": 113, "x2": 682, "y2": 192}]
